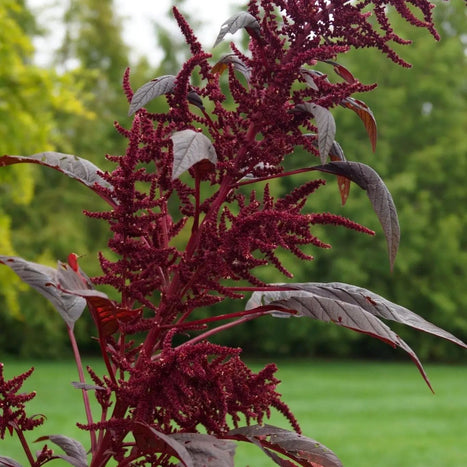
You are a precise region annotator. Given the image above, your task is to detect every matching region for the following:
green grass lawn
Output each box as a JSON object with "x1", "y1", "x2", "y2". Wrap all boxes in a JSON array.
[{"x1": 1, "y1": 359, "x2": 466, "y2": 466}]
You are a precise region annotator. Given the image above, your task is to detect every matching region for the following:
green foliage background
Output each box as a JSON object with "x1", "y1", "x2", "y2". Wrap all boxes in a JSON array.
[{"x1": 0, "y1": 0, "x2": 466, "y2": 360}]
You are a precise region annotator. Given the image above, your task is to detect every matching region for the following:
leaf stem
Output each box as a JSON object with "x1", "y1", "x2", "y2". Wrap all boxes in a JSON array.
[{"x1": 67, "y1": 325, "x2": 97, "y2": 452}]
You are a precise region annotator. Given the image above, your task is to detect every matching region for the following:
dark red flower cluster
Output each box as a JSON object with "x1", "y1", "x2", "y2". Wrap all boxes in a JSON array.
[
  {"x1": 77, "y1": 0, "x2": 441, "y2": 462},
  {"x1": 117, "y1": 341, "x2": 299, "y2": 436},
  {"x1": 0, "y1": 363, "x2": 44, "y2": 438}
]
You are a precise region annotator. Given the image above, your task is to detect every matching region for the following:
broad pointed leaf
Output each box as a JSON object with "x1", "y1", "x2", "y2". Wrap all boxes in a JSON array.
[
  {"x1": 133, "y1": 423, "x2": 194, "y2": 467},
  {"x1": 171, "y1": 433, "x2": 236, "y2": 467},
  {"x1": 229, "y1": 425, "x2": 343, "y2": 467},
  {"x1": 35, "y1": 435, "x2": 87, "y2": 467},
  {"x1": 296, "y1": 103, "x2": 336, "y2": 162},
  {"x1": 212, "y1": 54, "x2": 251, "y2": 83},
  {"x1": 213, "y1": 12, "x2": 260, "y2": 48},
  {"x1": 0, "y1": 153, "x2": 113, "y2": 199},
  {"x1": 0, "y1": 457, "x2": 23, "y2": 467},
  {"x1": 284, "y1": 282, "x2": 467, "y2": 349},
  {"x1": 342, "y1": 97, "x2": 377, "y2": 152},
  {"x1": 314, "y1": 161, "x2": 399, "y2": 269},
  {"x1": 247, "y1": 287, "x2": 434, "y2": 390},
  {"x1": 128, "y1": 75, "x2": 176, "y2": 115},
  {"x1": 0, "y1": 256, "x2": 86, "y2": 329},
  {"x1": 171, "y1": 129, "x2": 217, "y2": 180}
]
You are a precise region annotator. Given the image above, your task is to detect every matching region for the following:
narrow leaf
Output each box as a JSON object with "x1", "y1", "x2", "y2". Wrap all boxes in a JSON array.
[
  {"x1": 71, "y1": 381, "x2": 105, "y2": 391},
  {"x1": 187, "y1": 90, "x2": 204, "y2": 110},
  {"x1": 213, "y1": 12, "x2": 260, "y2": 48},
  {"x1": 171, "y1": 129, "x2": 217, "y2": 180},
  {"x1": 212, "y1": 54, "x2": 251, "y2": 83},
  {"x1": 329, "y1": 140, "x2": 350, "y2": 205},
  {"x1": 229, "y1": 425, "x2": 343, "y2": 467},
  {"x1": 35, "y1": 435, "x2": 87, "y2": 467},
  {"x1": 323, "y1": 60, "x2": 357, "y2": 83},
  {"x1": 285, "y1": 282, "x2": 467, "y2": 349},
  {"x1": 0, "y1": 256, "x2": 86, "y2": 329},
  {"x1": 314, "y1": 161, "x2": 399, "y2": 269},
  {"x1": 171, "y1": 433, "x2": 236, "y2": 467},
  {"x1": 0, "y1": 457, "x2": 23, "y2": 467},
  {"x1": 341, "y1": 97, "x2": 377, "y2": 152},
  {"x1": 128, "y1": 75, "x2": 176, "y2": 115},
  {"x1": 0, "y1": 153, "x2": 113, "y2": 199},
  {"x1": 296, "y1": 103, "x2": 336, "y2": 163},
  {"x1": 247, "y1": 288, "x2": 433, "y2": 390}
]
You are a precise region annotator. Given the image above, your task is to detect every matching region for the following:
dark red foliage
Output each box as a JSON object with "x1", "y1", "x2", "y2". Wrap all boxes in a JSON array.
[
  {"x1": 1, "y1": 1, "x2": 443, "y2": 466},
  {"x1": 0, "y1": 363, "x2": 44, "y2": 438}
]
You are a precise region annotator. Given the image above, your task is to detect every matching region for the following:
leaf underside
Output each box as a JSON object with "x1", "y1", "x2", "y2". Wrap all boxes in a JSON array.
[
  {"x1": 0, "y1": 256, "x2": 86, "y2": 329},
  {"x1": 247, "y1": 282, "x2": 467, "y2": 391},
  {"x1": 35, "y1": 435, "x2": 87, "y2": 467},
  {"x1": 213, "y1": 12, "x2": 261, "y2": 48},
  {"x1": 171, "y1": 129, "x2": 218, "y2": 179},
  {"x1": 128, "y1": 75, "x2": 176, "y2": 115},
  {"x1": 0, "y1": 152, "x2": 113, "y2": 202},
  {"x1": 229, "y1": 424, "x2": 343, "y2": 467}
]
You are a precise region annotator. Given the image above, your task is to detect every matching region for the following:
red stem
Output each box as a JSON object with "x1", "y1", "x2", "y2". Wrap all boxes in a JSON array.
[{"x1": 67, "y1": 325, "x2": 96, "y2": 452}]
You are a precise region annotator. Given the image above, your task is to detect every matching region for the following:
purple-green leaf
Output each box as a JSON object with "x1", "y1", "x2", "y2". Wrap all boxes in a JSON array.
[
  {"x1": 35, "y1": 435, "x2": 87, "y2": 467},
  {"x1": 314, "y1": 161, "x2": 399, "y2": 269},
  {"x1": 0, "y1": 457, "x2": 23, "y2": 467},
  {"x1": 133, "y1": 422, "x2": 194, "y2": 467},
  {"x1": 0, "y1": 256, "x2": 86, "y2": 329},
  {"x1": 213, "y1": 12, "x2": 260, "y2": 48},
  {"x1": 0, "y1": 153, "x2": 113, "y2": 201},
  {"x1": 296, "y1": 103, "x2": 336, "y2": 163},
  {"x1": 128, "y1": 75, "x2": 176, "y2": 115},
  {"x1": 171, "y1": 433, "x2": 236, "y2": 467},
  {"x1": 300, "y1": 68, "x2": 326, "y2": 91},
  {"x1": 212, "y1": 54, "x2": 251, "y2": 83},
  {"x1": 285, "y1": 282, "x2": 467, "y2": 348},
  {"x1": 228, "y1": 424, "x2": 343, "y2": 467},
  {"x1": 171, "y1": 129, "x2": 217, "y2": 180},
  {"x1": 247, "y1": 282, "x2": 467, "y2": 390}
]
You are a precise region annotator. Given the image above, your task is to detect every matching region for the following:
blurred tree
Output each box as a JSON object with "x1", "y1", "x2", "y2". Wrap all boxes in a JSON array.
[
  {"x1": 257, "y1": 0, "x2": 467, "y2": 361},
  {"x1": 0, "y1": 0, "x2": 92, "y2": 356}
]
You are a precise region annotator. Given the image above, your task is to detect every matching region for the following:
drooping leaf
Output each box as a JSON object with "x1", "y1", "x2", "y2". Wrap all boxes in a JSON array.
[
  {"x1": 341, "y1": 97, "x2": 377, "y2": 152},
  {"x1": 0, "y1": 153, "x2": 113, "y2": 202},
  {"x1": 35, "y1": 435, "x2": 87, "y2": 467},
  {"x1": 328, "y1": 141, "x2": 350, "y2": 205},
  {"x1": 282, "y1": 282, "x2": 467, "y2": 349},
  {"x1": 213, "y1": 12, "x2": 261, "y2": 48},
  {"x1": 246, "y1": 287, "x2": 434, "y2": 390},
  {"x1": 56, "y1": 286, "x2": 132, "y2": 337},
  {"x1": 133, "y1": 422, "x2": 194, "y2": 467},
  {"x1": 323, "y1": 60, "x2": 357, "y2": 83},
  {"x1": 171, "y1": 433, "x2": 236, "y2": 467},
  {"x1": 0, "y1": 256, "x2": 86, "y2": 329},
  {"x1": 296, "y1": 103, "x2": 336, "y2": 163},
  {"x1": 0, "y1": 457, "x2": 23, "y2": 467},
  {"x1": 187, "y1": 90, "x2": 204, "y2": 110},
  {"x1": 128, "y1": 75, "x2": 176, "y2": 115},
  {"x1": 171, "y1": 129, "x2": 217, "y2": 180},
  {"x1": 313, "y1": 161, "x2": 399, "y2": 269},
  {"x1": 300, "y1": 68, "x2": 326, "y2": 91},
  {"x1": 229, "y1": 425, "x2": 343, "y2": 467},
  {"x1": 212, "y1": 54, "x2": 251, "y2": 83}
]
